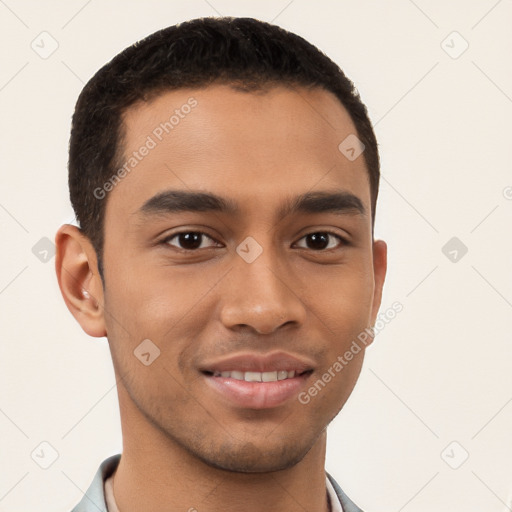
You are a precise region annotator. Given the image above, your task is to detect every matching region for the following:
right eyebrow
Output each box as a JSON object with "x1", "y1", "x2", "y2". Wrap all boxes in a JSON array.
[{"x1": 137, "y1": 190, "x2": 239, "y2": 217}]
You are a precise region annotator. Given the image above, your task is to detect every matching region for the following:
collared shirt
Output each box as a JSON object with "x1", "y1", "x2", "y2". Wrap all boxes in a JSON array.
[
  {"x1": 104, "y1": 469, "x2": 343, "y2": 512},
  {"x1": 70, "y1": 454, "x2": 364, "y2": 512}
]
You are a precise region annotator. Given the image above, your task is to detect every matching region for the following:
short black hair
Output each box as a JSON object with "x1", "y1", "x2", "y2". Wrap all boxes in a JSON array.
[{"x1": 68, "y1": 16, "x2": 380, "y2": 280}]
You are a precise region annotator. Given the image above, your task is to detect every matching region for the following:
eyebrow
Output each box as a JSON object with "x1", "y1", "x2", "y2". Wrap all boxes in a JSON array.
[{"x1": 137, "y1": 189, "x2": 366, "y2": 219}]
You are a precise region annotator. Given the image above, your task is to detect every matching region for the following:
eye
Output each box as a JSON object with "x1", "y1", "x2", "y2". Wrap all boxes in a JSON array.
[
  {"x1": 294, "y1": 231, "x2": 346, "y2": 251},
  {"x1": 162, "y1": 231, "x2": 221, "y2": 251}
]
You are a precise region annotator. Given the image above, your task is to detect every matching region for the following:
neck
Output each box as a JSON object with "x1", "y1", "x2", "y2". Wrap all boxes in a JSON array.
[{"x1": 113, "y1": 387, "x2": 331, "y2": 512}]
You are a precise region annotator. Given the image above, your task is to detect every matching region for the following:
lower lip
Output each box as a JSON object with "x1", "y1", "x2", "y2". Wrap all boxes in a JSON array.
[{"x1": 203, "y1": 372, "x2": 312, "y2": 409}]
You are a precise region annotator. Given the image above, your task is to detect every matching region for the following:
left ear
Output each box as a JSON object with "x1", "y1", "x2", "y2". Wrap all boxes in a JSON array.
[{"x1": 369, "y1": 238, "x2": 387, "y2": 335}]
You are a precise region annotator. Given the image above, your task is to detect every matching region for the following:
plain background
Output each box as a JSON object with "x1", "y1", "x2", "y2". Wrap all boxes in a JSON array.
[{"x1": 1, "y1": 1, "x2": 511, "y2": 511}]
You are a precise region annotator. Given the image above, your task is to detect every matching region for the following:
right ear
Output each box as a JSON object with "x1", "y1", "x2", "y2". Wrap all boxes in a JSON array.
[{"x1": 55, "y1": 224, "x2": 107, "y2": 338}]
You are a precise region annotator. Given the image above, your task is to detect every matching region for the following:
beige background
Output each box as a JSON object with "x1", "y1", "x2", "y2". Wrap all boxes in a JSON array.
[{"x1": 1, "y1": 0, "x2": 511, "y2": 511}]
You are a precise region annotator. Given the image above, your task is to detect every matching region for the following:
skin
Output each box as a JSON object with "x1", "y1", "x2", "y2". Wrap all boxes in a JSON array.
[{"x1": 56, "y1": 84, "x2": 387, "y2": 512}]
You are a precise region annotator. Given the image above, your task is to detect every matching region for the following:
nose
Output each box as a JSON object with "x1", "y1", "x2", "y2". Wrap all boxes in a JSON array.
[{"x1": 219, "y1": 247, "x2": 307, "y2": 335}]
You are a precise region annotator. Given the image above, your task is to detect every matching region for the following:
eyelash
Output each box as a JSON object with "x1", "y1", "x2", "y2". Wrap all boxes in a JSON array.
[{"x1": 160, "y1": 230, "x2": 349, "y2": 252}]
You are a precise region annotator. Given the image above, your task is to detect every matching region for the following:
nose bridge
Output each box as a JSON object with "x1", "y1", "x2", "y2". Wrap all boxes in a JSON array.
[{"x1": 219, "y1": 239, "x2": 306, "y2": 333}]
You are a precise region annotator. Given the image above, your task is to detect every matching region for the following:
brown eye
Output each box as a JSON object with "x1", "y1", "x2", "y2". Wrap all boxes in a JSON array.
[
  {"x1": 295, "y1": 232, "x2": 345, "y2": 251},
  {"x1": 164, "y1": 232, "x2": 219, "y2": 250}
]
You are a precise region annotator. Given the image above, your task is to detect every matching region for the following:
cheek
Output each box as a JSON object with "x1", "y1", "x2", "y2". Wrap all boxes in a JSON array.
[
  {"x1": 300, "y1": 261, "x2": 375, "y2": 334},
  {"x1": 298, "y1": 352, "x2": 365, "y2": 421},
  {"x1": 102, "y1": 263, "x2": 216, "y2": 378},
  {"x1": 104, "y1": 257, "x2": 216, "y2": 331}
]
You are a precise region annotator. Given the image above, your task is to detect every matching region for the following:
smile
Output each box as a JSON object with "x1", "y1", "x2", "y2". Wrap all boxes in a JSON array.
[
  {"x1": 202, "y1": 370, "x2": 313, "y2": 409},
  {"x1": 211, "y1": 370, "x2": 300, "y2": 381}
]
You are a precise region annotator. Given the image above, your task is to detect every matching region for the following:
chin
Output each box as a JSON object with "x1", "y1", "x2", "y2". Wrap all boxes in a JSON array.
[{"x1": 186, "y1": 435, "x2": 318, "y2": 474}]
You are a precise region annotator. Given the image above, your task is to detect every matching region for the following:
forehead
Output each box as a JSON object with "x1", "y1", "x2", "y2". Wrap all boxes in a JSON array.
[{"x1": 108, "y1": 84, "x2": 370, "y2": 220}]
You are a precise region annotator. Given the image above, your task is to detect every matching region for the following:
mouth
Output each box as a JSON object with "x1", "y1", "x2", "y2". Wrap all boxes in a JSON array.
[
  {"x1": 202, "y1": 369, "x2": 313, "y2": 381},
  {"x1": 199, "y1": 351, "x2": 316, "y2": 409},
  {"x1": 201, "y1": 368, "x2": 314, "y2": 409}
]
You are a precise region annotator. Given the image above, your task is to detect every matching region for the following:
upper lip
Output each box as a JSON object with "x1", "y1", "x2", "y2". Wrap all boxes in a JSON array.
[{"x1": 200, "y1": 351, "x2": 315, "y2": 374}]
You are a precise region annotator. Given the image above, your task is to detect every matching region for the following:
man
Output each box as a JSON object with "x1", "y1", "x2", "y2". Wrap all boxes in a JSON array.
[{"x1": 55, "y1": 16, "x2": 386, "y2": 512}]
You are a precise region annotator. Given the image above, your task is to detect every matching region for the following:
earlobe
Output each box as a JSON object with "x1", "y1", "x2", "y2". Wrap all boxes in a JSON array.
[{"x1": 55, "y1": 224, "x2": 107, "y2": 338}]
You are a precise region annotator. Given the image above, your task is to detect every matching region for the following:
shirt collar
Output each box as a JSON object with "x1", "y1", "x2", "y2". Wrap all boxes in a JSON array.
[
  {"x1": 105, "y1": 472, "x2": 344, "y2": 512},
  {"x1": 71, "y1": 454, "x2": 353, "y2": 512},
  {"x1": 326, "y1": 475, "x2": 344, "y2": 512}
]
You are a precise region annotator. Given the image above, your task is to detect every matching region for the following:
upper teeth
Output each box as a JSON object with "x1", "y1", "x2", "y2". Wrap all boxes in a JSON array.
[{"x1": 213, "y1": 370, "x2": 296, "y2": 382}]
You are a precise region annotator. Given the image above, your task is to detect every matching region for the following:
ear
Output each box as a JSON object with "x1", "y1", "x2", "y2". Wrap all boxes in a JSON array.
[
  {"x1": 55, "y1": 224, "x2": 107, "y2": 338},
  {"x1": 368, "y1": 239, "x2": 387, "y2": 344}
]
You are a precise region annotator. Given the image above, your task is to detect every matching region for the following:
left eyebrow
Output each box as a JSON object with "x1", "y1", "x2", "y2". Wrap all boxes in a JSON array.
[
  {"x1": 135, "y1": 189, "x2": 366, "y2": 219},
  {"x1": 278, "y1": 191, "x2": 367, "y2": 219}
]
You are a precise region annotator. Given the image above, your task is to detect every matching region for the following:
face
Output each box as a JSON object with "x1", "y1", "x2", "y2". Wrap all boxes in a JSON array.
[{"x1": 97, "y1": 84, "x2": 386, "y2": 472}]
